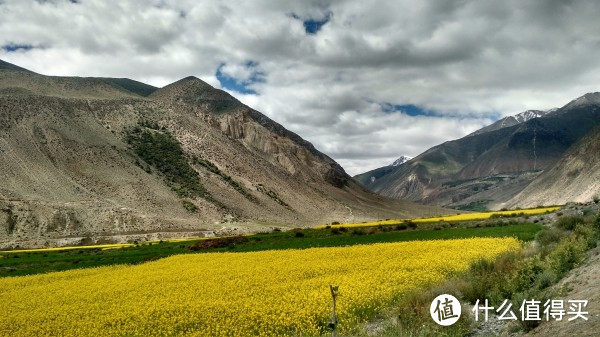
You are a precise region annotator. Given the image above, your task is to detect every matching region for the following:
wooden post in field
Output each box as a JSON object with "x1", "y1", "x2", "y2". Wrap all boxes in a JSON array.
[{"x1": 330, "y1": 285, "x2": 339, "y2": 337}]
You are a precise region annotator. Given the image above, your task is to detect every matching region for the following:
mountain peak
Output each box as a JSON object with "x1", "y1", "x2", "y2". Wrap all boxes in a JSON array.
[
  {"x1": 150, "y1": 76, "x2": 229, "y2": 100},
  {"x1": 391, "y1": 155, "x2": 413, "y2": 166},
  {"x1": 513, "y1": 110, "x2": 548, "y2": 123},
  {"x1": 467, "y1": 108, "x2": 553, "y2": 137},
  {"x1": 169, "y1": 75, "x2": 214, "y2": 90},
  {"x1": 564, "y1": 92, "x2": 600, "y2": 109},
  {"x1": 148, "y1": 75, "x2": 242, "y2": 114},
  {"x1": 0, "y1": 59, "x2": 31, "y2": 72}
]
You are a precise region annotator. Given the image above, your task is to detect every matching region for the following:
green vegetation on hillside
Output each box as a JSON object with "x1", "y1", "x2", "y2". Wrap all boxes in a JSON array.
[
  {"x1": 126, "y1": 127, "x2": 210, "y2": 199},
  {"x1": 453, "y1": 200, "x2": 491, "y2": 212},
  {"x1": 191, "y1": 156, "x2": 257, "y2": 202},
  {"x1": 126, "y1": 122, "x2": 256, "y2": 206},
  {"x1": 256, "y1": 183, "x2": 290, "y2": 207}
]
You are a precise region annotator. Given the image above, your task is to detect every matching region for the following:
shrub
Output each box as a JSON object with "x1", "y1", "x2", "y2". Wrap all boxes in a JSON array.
[
  {"x1": 511, "y1": 256, "x2": 544, "y2": 293},
  {"x1": 406, "y1": 221, "x2": 417, "y2": 229},
  {"x1": 594, "y1": 195, "x2": 600, "y2": 204},
  {"x1": 271, "y1": 227, "x2": 282, "y2": 233},
  {"x1": 583, "y1": 209, "x2": 595, "y2": 216},
  {"x1": 330, "y1": 228, "x2": 341, "y2": 235},
  {"x1": 547, "y1": 236, "x2": 587, "y2": 276},
  {"x1": 338, "y1": 226, "x2": 348, "y2": 232},
  {"x1": 556, "y1": 216, "x2": 584, "y2": 230},
  {"x1": 189, "y1": 236, "x2": 249, "y2": 250},
  {"x1": 574, "y1": 224, "x2": 597, "y2": 248},
  {"x1": 331, "y1": 221, "x2": 340, "y2": 225},
  {"x1": 351, "y1": 229, "x2": 365, "y2": 236},
  {"x1": 595, "y1": 213, "x2": 600, "y2": 231},
  {"x1": 182, "y1": 200, "x2": 198, "y2": 213},
  {"x1": 395, "y1": 224, "x2": 408, "y2": 231},
  {"x1": 535, "y1": 228, "x2": 567, "y2": 247},
  {"x1": 537, "y1": 269, "x2": 556, "y2": 289},
  {"x1": 294, "y1": 231, "x2": 305, "y2": 238}
]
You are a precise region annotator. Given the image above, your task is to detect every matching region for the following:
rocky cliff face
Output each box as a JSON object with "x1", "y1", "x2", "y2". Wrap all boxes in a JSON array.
[{"x1": 0, "y1": 60, "x2": 443, "y2": 249}]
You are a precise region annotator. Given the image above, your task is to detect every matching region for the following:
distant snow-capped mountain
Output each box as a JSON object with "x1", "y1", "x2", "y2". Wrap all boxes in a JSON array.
[
  {"x1": 467, "y1": 109, "x2": 556, "y2": 137},
  {"x1": 391, "y1": 155, "x2": 412, "y2": 166},
  {"x1": 512, "y1": 110, "x2": 550, "y2": 123}
]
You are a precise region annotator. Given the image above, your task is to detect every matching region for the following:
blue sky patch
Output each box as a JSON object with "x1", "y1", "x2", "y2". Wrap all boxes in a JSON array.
[
  {"x1": 216, "y1": 61, "x2": 265, "y2": 95},
  {"x1": 2, "y1": 44, "x2": 34, "y2": 52},
  {"x1": 378, "y1": 102, "x2": 502, "y2": 120},
  {"x1": 380, "y1": 103, "x2": 444, "y2": 117},
  {"x1": 290, "y1": 12, "x2": 332, "y2": 35}
]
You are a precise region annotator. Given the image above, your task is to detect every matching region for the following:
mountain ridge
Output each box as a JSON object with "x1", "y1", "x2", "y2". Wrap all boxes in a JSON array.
[
  {"x1": 0, "y1": 58, "x2": 445, "y2": 249},
  {"x1": 467, "y1": 109, "x2": 554, "y2": 137},
  {"x1": 355, "y1": 93, "x2": 600, "y2": 209}
]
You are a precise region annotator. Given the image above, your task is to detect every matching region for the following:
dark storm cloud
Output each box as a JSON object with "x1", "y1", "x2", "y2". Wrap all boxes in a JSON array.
[{"x1": 1, "y1": 0, "x2": 600, "y2": 174}]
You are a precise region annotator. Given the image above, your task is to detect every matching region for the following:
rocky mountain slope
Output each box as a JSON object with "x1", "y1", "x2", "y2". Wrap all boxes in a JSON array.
[
  {"x1": 0, "y1": 59, "x2": 444, "y2": 249},
  {"x1": 467, "y1": 109, "x2": 554, "y2": 137},
  {"x1": 355, "y1": 96, "x2": 600, "y2": 210},
  {"x1": 503, "y1": 124, "x2": 600, "y2": 208}
]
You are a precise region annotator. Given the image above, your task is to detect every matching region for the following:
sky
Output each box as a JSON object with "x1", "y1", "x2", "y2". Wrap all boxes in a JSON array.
[{"x1": 2, "y1": 1, "x2": 600, "y2": 175}]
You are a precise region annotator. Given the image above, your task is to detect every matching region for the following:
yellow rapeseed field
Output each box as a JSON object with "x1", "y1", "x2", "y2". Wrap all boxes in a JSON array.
[
  {"x1": 317, "y1": 206, "x2": 560, "y2": 229},
  {"x1": 0, "y1": 238, "x2": 520, "y2": 337}
]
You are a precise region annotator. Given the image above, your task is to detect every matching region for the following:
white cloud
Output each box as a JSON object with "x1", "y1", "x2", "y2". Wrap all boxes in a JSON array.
[{"x1": 2, "y1": 0, "x2": 600, "y2": 175}]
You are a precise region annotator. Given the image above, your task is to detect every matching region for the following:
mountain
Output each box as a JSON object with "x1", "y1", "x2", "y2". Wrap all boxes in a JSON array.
[
  {"x1": 0, "y1": 59, "x2": 31, "y2": 72},
  {"x1": 98, "y1": 78, "x2": 158, "y2": 97},
  {"x1": 391, "y1": 155, "x2": 412, "y2": 166},
  {"x1": 467, "y1": 109, "x2": 554, "y2": 137},
  {"x1": 504, "y1": 125, "x2": 600, "y2": 208},
  {"x1": 355, "y1": 155, "x2": 412, "y2": 187},
  {"x1": 354, "y1": 94, "x2": 600, "y2": 210},
  {"x1": 0, "y1": 59, "x2": 444, "y2": 249}
]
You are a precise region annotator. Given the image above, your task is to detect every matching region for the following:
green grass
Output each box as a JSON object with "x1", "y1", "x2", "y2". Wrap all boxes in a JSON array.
[{"x1": 0, "y1": 223, "x2": 542, "y2": 278}]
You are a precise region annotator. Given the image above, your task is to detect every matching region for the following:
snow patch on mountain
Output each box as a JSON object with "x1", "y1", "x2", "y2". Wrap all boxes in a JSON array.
[
  {"x1": 468, "y1": 108, "x2": 555, "y2": 137},
  {"x1": 391, "y1": 155, "x2": 413, "y2": 166}
]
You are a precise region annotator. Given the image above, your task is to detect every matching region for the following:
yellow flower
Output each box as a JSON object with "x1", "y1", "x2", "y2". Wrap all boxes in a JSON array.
[{"x1": 0, "y1": 238, "x2": 519, "y2": 337}]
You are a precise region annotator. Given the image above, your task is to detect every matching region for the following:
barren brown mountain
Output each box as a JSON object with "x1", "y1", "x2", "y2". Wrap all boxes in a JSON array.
[
  {"x1": 504, "y1": 124, "x2": 600, "y2": 208},
  {"x1": 0, "y1": 60, "x2": 444, "y2": 249}
]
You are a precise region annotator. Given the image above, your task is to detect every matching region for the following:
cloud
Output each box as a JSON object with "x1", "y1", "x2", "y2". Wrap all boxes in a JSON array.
[{"x1": 2, "y1": 0, "x2": 600, "y2": 175}]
